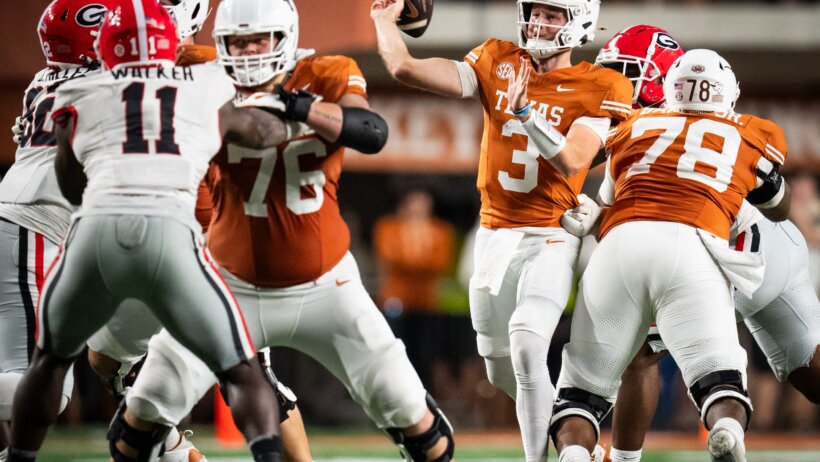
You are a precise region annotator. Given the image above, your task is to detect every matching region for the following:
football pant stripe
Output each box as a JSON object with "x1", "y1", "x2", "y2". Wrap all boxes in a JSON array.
[
  {"x1": 37, "y1": 235, "x2": 69, "y2": 354},
  {"x1": 192, "y1": 237, "x2": 255, "y2": 363},
  {"x1": 17, "y1": 228, "x2": 36, "y2": 362}
]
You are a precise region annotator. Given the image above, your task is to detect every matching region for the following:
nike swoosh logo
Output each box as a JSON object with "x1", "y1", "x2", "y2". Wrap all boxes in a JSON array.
[
  {"x1": 556, "y1": 85, "x2": 575, "y2": 92},
  {"x1": 404, "y1": 1, "x2": 420, "y2": 19},
  {"x1": 336, "y1": 279, "x2": 352, "y2": 287}
]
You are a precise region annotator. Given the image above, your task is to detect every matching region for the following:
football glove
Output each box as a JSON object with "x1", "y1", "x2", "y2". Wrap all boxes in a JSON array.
[
  {"x1": 274, "y1": 85, "x2": 319, "y2": 122},
  {"x1": 560, "y1": 193, "x2": 602, "y2": 238},
  {"x1": 11, "y1": 116, "x2": 26, "y2": 145}
]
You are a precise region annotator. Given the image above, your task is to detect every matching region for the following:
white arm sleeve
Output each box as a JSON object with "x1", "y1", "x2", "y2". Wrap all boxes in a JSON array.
[
  {"x1": 597, "y1": 155, "x2": 616, "y2": 206},
  {"x1": 571, "y1": 116, "x2": 611, "y2": 146},
  {"x1": 453, "y1": 60, "x2": 479, "y2": 99}
]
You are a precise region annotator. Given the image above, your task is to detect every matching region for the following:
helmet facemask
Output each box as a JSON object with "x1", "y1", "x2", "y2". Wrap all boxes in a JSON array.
[
  {"x1": 216, "y1": 29, "x2": 295, "y2": 87},
  {"x1": 213, "y1": 0, "x2": 299, "y2": 88},
  {"x1": 596, "y1": 49, "x2": 663, "y2": 107},
  {"x1": 517, "y1": 0, "x2": 599, "y2": 60}
]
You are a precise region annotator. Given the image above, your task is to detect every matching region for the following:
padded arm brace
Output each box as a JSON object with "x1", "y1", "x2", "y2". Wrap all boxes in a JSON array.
[
  {"x1": 337, "y1": 107, "x2": 389, "y2": 154},
  {"x1": 521, "y1": 111, "x2": 566, "y2": 160}
]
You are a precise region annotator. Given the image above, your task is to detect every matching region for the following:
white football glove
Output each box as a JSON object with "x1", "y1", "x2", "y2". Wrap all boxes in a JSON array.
[
  {"x1": 234, "y1": 92, "x2": 288, "y2": 112},
  {"x1": 560, "y1": 193, "x2": 602, "y2": 237},
  {"x1": 11, "y1": 116, "x2": 26, "y2": 145}
]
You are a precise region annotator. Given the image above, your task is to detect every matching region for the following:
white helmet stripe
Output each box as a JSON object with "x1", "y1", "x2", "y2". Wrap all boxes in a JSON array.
[{"x1": 132, "y1": 0, "x2": 149, "y2": 62}]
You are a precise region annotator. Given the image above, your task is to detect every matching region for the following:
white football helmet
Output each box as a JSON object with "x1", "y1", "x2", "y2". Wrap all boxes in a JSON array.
[
  {"x1": 164, "y1": 0, "x2": 210, "y2": 40},
  {"x1": 213, "y1": 0, "x2": 299, "y2": 87},
  {"x1": 517, "y1": 0, "x2": 600, "y2": 60},
  {"x1": 663, "y1": 49, "x2": 740, "y2": 113}
]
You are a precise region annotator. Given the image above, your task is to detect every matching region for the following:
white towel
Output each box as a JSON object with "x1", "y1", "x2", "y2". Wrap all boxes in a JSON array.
[
  {"x1": 697, "y1": 229, "x2": 765, "y2": 298},
  {"x1": 473, "y1": 229, "x2": 525, "y2": 296}
]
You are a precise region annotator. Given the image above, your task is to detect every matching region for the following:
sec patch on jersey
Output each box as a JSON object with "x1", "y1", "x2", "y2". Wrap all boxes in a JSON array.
[{"x1": 397, "y1": 0, "x2": 433, "y2": 38}]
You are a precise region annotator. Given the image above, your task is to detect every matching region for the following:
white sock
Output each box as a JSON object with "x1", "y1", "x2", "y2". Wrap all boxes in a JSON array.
[
  {"x1": 558, "y1": 445, "x2": 591, "y2": 462},
  {"x1": 163, "y1": 427, "x2": 183, "y2": 451},
  {"x1": 510, "y1": 330, "x2": 552, "y2": 462},
  {"x1": 610, "y1": 447, "x2": 642, "y2": 462},
  {"x1": 712, "y1": 417, "x2": 744, "y2": 442}
]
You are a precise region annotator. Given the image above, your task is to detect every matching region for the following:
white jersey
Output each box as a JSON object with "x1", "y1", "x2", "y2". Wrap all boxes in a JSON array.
[
  {"x1": 729, "y1": 200, "x2": 765, "y2": 243},
  {"x1": 0, "y1": 67, "x2": 98, "y2": 244},
  {"x1": 52, "y1": 63, "x2": 235, "y2": 232}
]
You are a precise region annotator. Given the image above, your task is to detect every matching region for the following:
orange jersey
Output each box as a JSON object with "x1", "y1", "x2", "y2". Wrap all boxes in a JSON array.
[
  {"x1": 600, "y1": 108, "x2": 788, "y2": 240},
  {"x1": 205, "y1": 55, "x2": 368, "y2": 287},
  {"x1": 464, "y1": 39, "x2": 633, "y2": 229}
]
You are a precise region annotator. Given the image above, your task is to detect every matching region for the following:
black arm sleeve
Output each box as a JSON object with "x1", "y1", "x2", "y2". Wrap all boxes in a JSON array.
[
  {"x1": 747, "y1": 163, "x2": 783, "y2": 206},
  {"x1": 336, "y1": 107, "x2": 388, "y2": 154}
]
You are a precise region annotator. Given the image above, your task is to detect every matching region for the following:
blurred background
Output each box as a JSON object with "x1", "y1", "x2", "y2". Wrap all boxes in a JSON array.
[{"x1": 1, "y1": 0, "x2": 819, "y2": 450}]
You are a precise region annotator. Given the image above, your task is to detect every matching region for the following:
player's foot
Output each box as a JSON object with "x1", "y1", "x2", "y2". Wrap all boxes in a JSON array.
[
  {"x1": 707, "y1": 426, "x2": 746, "y2": 462},
  {"x1": 160, "y1": 430, "x2": 208, "y2": 462}
]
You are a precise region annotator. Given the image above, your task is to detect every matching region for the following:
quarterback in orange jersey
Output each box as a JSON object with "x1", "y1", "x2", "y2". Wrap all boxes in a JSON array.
[
  {"x1": 122, "y1": 1, "x2": 455, "y2": 461},
  {"x1": 550, "y1": 49, "x2": 791, "y2": 462},
  {"x1": 371, "y1": 0, "x2": 632, "y2": 459}
]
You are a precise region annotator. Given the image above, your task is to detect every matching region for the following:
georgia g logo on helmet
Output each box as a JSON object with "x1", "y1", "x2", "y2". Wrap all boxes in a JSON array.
[
  {"x1": 75, "y1": 4, "x2": 107, "y2": 27},
  {"x1": 655, "y1": 33, "x2": 680, "y2": 50}
]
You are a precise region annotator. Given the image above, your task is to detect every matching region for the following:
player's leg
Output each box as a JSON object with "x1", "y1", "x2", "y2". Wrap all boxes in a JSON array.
[
  {"x1": 468, "y1": 228, "x2": 519, "y2": 399},
  {"x1": 140, "y1": 221, "x2": 281, "y2": 461},
  {"x1": 0, "y1": 222, "x2": 73, "y2": 439},
  {"x1": 551, "y1": 222, "x2": 664, "y2": 462},
  {"x1": 656, "y1": 228, "x2": 751, "y2": 462},
  {"x1": 738, "y1": 220, "x2": 820, "y2": 404},
  {"x1": 609, "y1": 337, "x2": 667, "y2": 462},
  {"x1": 86, "y1": 299, "x2": 160, "y2": 397},
  {"x1": 9, "y1": 217, "x2": 119, "y2": 458},
  {"x1": 264, "y1": 253, "x2": 454, "y2": 461},
  {"x1": 508, "y1": 232, "x2": 579, "y2": 462}
]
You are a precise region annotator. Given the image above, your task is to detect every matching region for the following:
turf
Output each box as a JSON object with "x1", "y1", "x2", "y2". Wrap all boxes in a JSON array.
[{"x1": 36, "y1": 427, "x2": 820, "y2": 462}]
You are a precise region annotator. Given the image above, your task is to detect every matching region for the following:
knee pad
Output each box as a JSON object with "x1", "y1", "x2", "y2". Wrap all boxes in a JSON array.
[
  {"x1": 549, "y1": 387, "x2": 613, "y2": 442},
  {"x1": 687, "y1": 370, "x2": 753, "y2": 430},
  {"x1": 385, "y1": 394, "x2": 455, "y2": 462},
  {"x1": 257, "y1": 350, "x2": 298, "y2": 423},
  {"x1": 107, "y1": 401, "x2": 172, "y2": 462}
]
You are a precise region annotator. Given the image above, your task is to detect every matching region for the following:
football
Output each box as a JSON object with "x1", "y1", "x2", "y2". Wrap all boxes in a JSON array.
[{"x1": 397, "y1": 0, "x2": 434, "y2": 38}]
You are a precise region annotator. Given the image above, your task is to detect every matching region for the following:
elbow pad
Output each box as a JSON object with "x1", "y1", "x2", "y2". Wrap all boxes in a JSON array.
[{"x1": 337, "y1": 107, "x2": 388, "y2": 154}]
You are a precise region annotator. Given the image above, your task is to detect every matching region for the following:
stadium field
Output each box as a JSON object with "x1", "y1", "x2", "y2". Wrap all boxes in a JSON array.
[{"x1": 38, "y1": 427, "x2": 820, "y2": 462}]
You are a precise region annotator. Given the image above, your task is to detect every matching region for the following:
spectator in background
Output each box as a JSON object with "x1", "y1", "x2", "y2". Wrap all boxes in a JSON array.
[
  {"x1": 789, "y1": 172, "x2": 820, "y2": 292},
  {"x1": 374, "y1": 189, "x2": 455, "y2": 386}
]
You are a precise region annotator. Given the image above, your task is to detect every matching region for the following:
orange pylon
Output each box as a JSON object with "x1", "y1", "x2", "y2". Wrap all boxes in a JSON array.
[{"x1": 214, "y1": 385, "x2": 244, "y2": 447}]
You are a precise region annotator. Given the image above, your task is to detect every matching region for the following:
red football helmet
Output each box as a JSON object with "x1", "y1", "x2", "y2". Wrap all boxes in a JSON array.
[
  {"x1": 96, "y1": 0, "x2": 178, "y2": 70},
  {"x1": 38, "y1": 0, "x2": 114, "y2": 68},
  {"x1": 595, "y1": 24, "x2": 684, "y2": 108}
]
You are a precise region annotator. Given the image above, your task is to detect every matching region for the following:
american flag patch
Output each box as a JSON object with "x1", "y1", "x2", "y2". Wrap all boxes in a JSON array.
[{"x1": 674, "y1": 82, "x2": 684, "y2": 90}]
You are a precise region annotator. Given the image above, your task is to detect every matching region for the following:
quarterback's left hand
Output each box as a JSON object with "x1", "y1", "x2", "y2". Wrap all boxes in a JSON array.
[{"x1": 560, "y1": 194, "x2": 601, "y2": 237}]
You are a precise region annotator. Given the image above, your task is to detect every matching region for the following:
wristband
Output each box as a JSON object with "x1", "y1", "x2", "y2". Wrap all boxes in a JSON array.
[{"x1": 512, "y1": 104, "x2": 531, "y2": 118}]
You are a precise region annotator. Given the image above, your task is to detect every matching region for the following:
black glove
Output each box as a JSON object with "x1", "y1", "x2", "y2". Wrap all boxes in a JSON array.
[{"x1": 274, "y1": 85, "x2": 317, "y2": 122}]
